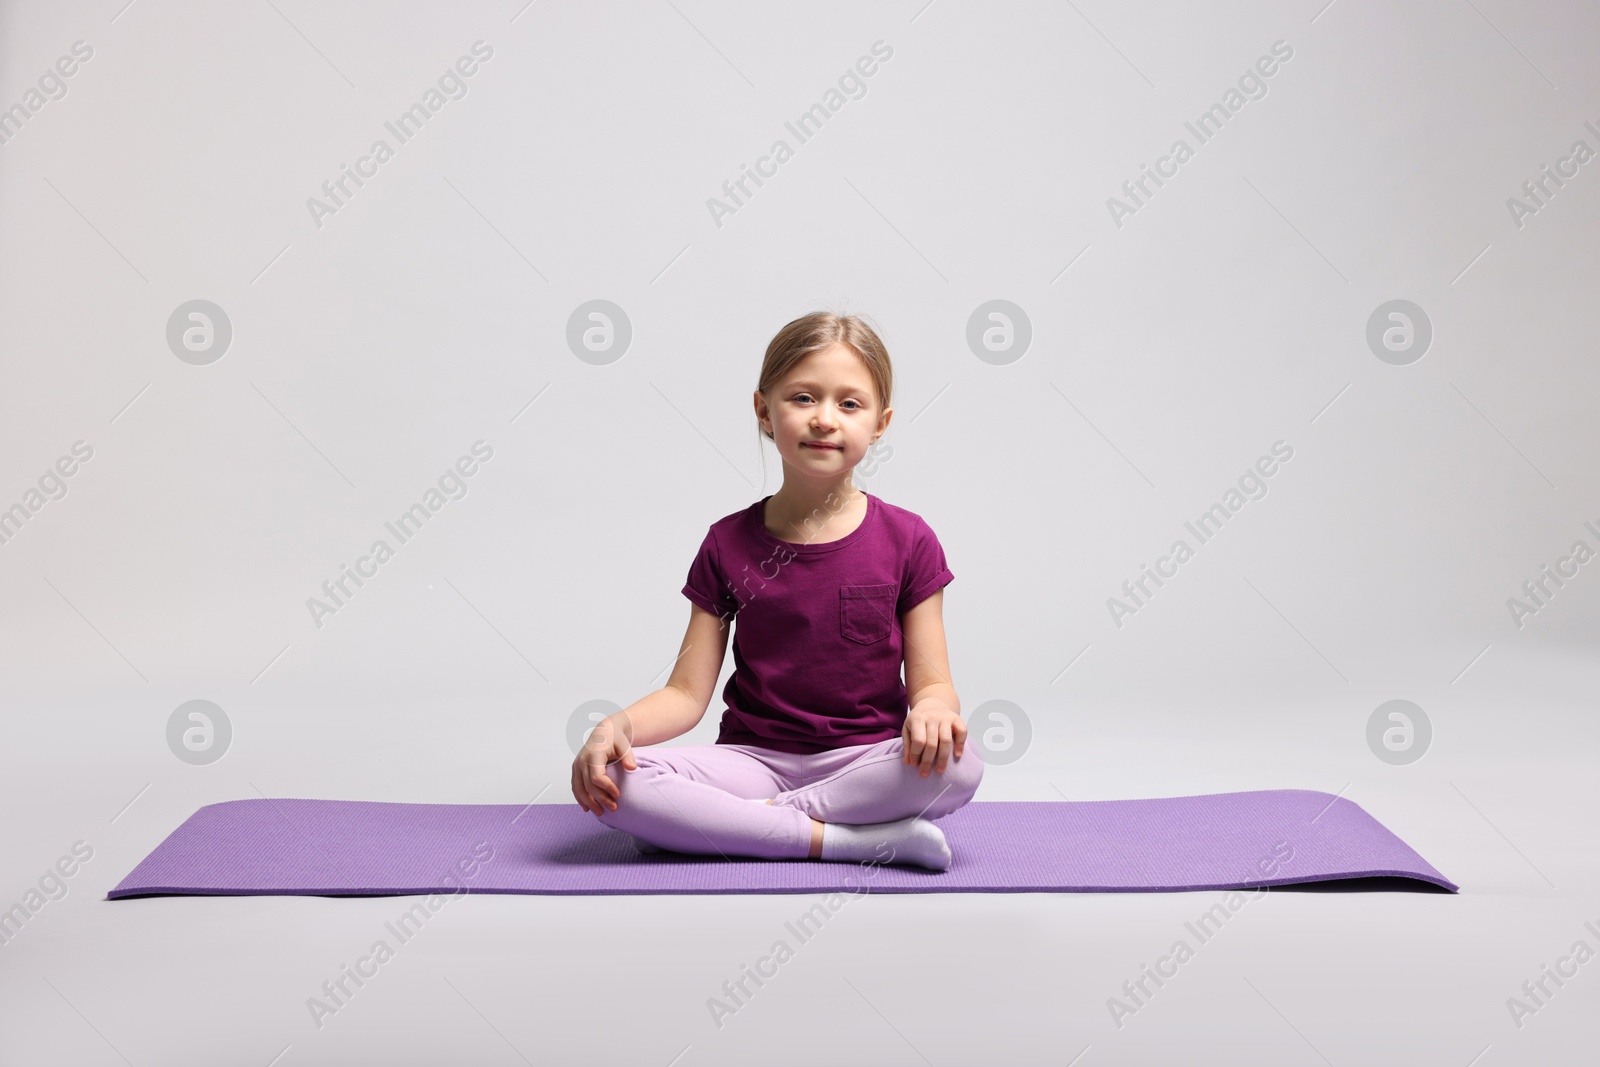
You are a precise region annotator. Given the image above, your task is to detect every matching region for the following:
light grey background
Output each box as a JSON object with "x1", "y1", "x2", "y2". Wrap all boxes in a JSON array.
[{"x1": 2, "y1": 1, "x2": 1597, "y2": 1064}]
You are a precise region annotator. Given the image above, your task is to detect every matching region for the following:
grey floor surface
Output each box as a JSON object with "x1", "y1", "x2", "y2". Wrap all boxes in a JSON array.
[{"x1": 2, "y1": 642, "x2": 1594, "y2": 1066}]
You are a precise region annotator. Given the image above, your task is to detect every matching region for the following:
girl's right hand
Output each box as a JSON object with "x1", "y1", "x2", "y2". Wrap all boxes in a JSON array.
[{"x1": 572, "y1": 714, "x2": 637, "y2": 814}]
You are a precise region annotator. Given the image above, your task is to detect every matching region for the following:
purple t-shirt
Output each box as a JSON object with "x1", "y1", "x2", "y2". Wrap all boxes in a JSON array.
[{"x1": 681, "y1": 492, "x2": 954, "y2": 755}]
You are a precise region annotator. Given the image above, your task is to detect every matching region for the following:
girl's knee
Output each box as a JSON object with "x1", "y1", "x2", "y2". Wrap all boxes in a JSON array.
[
  {"x1": 945, "y1": 747, "x2": 984, "y2": 800},
  {"x1": 893, "y1": 737, "x2": 983, "y2": 799},
  {"x1": 592, "y1": 756, "x2": 658, "y2": 820}
]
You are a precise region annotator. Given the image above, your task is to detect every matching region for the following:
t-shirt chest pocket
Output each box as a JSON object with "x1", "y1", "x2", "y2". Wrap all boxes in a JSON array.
[{"x1": 839, "y1": 583, "x2": 899, "y2": 644}]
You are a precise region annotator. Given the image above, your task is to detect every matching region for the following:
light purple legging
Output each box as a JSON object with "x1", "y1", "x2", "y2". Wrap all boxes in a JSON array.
[{"x1": 593, "y1": 735, "x2": 985, "y2": 859}]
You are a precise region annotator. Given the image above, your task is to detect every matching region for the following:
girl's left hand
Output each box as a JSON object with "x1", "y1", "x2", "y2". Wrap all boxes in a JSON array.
[{"x1": 903, "y1": 699, "x2": 966, "y2": 778}]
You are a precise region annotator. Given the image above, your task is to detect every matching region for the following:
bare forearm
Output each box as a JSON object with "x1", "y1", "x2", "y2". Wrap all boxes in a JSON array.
[
  {"x1": 909, "y1": 681, "x2": 959, "y2": 714},
  {"x1": 606, "y1": 684, "x2": 703, "y2": 748}
]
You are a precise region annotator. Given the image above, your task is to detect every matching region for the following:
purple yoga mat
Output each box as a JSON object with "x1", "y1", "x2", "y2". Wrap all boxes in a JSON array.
[
  {"x1": 106, "y1": 790, "x2": 1459, "y2": 895},
  {"x1": 106, "y1": 789, "x2": 1456, "y2": 898}
]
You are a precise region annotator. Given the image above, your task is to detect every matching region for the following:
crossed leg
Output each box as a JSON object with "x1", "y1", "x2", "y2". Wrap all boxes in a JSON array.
[
  {"x1": 592, "y1": 742, "x2": 815, "y2": 860},
  {"x1": 769, "y1": 735, "x2": 985, "y2": 828},
  {"x1": 594, "y1": 736, "x2": 984, "y2": 863}
]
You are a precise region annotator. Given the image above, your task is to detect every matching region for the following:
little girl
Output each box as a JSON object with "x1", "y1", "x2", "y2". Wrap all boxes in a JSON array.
[{"x1": 571, "y1": 311, "x2": 982, "y2": 870}]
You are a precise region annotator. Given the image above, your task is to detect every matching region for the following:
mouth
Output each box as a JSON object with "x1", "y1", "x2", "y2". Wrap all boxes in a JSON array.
[{"x1": 801, "y1": 442, "x2": 842, "y2": 451}]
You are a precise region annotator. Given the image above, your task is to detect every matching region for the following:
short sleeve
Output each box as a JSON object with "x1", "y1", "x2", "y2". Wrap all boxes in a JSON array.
[
  {"x1": 682, "y1": 526, "x2": 740, "y2": 621},
  {"x1": 898, "y1": 516, "x2": 954, "y2": 613}
]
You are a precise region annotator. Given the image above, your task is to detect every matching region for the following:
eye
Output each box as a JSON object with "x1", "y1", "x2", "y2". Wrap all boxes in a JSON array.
[{"x1": 841, "y1": 399, "x2": 862, "y2": 410}]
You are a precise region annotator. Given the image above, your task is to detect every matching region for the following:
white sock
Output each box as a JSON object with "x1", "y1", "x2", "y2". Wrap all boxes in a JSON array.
[{"x1": 820, "y1": 815, "x2": 951, "y2": 870}]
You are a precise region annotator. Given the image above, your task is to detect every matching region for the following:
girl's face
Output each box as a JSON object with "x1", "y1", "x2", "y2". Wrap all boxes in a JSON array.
[{"x1": 758, "y1": 343, "x2": 891, "y2": 478}]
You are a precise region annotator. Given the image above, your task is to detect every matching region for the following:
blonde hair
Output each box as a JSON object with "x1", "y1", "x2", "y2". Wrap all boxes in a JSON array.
[{"x1": 755, "y1": 311, "x2": 893, "y2": 445}]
